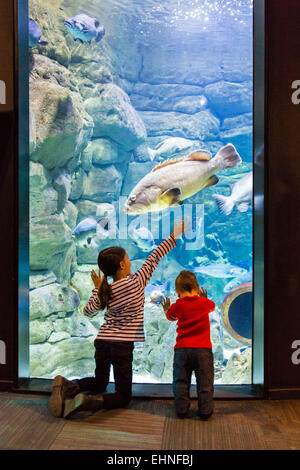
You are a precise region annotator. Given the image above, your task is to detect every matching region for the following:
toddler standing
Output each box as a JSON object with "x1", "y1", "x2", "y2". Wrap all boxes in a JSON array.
[{"x1": 162, "y1": 270, "x2": 215, "y2": 420}]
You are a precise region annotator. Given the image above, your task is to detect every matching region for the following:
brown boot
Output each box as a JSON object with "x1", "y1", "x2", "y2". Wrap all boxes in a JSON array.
[
  {"x1": 63, "y1": 393, "x2": 104, "y2": 419},
  {"x1": 49, "y1": 375, "x2": 80, "y2": 418}
]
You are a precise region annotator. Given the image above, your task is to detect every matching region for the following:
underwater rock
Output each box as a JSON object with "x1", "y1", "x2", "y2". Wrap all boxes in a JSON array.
[
  {"x1": 53, "y1": 310, "x2": 98, "y2": 339},
  {"x1": 30, "y1": 337, "x2": 94, "y2": 377},
  {"x1": 82, "y1": 164, "x2": 123, "y2": 202},
  {"x1": 82, "y1": 138, "x2": 120, "y2": 166},
  {"x1": 30, "y1": 54, "x2": 79, "y2": 93},
  {"x1": 30, "y1": 214, "x2": 73, "y2": 273},
  {"x1": 221, "y1": 348, "x2": 252, "y2": 384},
  {"x1": 204, "y1": 81, "x2": 252, "y2": 118},
  {"x1": 48, "y1": 331, "x2": 71, "y2": 344},
  {"x1": 84, "y1": 83, "x2": 147, "y2": 151},
  {"x1": 30, "y1": 162, "x2": 58, "y2": 218},
  {"x1": 76, "y1": 235, "x2": 100, "y2": 265},
  {"x1": 52, "y1": 169, "x2": 72, "y2": 213},
  {"x1": 30, "y1": 319, "x2": 53, "y2": 344},
  {"x1": 69, "y1": 167, "x2": 85, "y2": 201},
  {"x1": 52, "y1": 243, "x2": 77, "y2": 286},
  {"x1": 131, "y1": 93, "x2": 207, "y2": 115},
  {"x1": 63, "y1": 201, "x2": 78, "y2": 230},
  {"x1": 29, "y1": 283, "x2": 80, "y2": 321},
  {"x1": 131, "y1": 82, "x2": 204, "y2": 102},
  {"x1": 30, "y1": 77, "x2": 93, "y2": 169},
  {"x1": 133, "y1": 143, "x2": 154, "y2": 162},
  {"x1": 29, "y1": 270, "x2": 57, "y2": 290},
  {"x1": 71, "y1": 270, "x2": 96, "y2": 307},
  {"x1": 139, "y1": 110, "x2": 220, "y2": 140}
]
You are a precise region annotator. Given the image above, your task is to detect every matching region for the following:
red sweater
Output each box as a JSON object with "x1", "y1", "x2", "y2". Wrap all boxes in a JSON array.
[{"x1": 165, "y1": 295, "x2": 215, "y2": 349}]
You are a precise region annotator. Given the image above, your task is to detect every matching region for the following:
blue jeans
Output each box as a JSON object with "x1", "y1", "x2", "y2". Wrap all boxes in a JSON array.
[{"x1": 173, "y1": 348, "x2": 214, "y2": 415}]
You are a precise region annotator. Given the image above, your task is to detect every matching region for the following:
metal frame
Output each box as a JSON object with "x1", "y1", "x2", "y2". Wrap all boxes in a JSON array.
[{"x1": 16, "y1": 0, "x2": 264, "y2": 397}]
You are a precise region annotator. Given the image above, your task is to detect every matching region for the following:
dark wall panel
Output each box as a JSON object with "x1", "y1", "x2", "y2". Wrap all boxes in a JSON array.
[
  {"x1": 265, "y1": 0, "x2": 300, "y2": 397},
  {"x1": 0, "y1": 0, "x2": 17, "y2": 389}
]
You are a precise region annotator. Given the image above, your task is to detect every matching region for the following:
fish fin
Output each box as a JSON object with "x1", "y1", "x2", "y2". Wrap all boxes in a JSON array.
[
  {"x1": 148, "y1": 148, "x2": 156, "y2": 161},
  {"x1": 151, "y1": 157, "x2": 184, "y2": 172},
  {"x1": 161, "y1": 187, "x2": 182, "y2": 205},
  {"x1": 185, "y1": 150, "x2": 212, "y2": 161},
  {"x1": 216, "y1": 143, "x2": 242, "y2": 168},
  {"x1": 228, "y1": 183, "x2": 235, "y2": 192},
  {"x1": 236, "y1": 202, "x2": 249, "y2": 213},
  {"x1": 213, "y1": 194, "x2": 234, "y2": 215},
  {"x1": 203, "y1": 175, "x2": 219, "y2": 188}
]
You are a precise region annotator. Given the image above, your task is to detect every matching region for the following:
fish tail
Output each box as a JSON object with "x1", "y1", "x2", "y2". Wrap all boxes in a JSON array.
[
  {"x1": 148, "y1": 148, "x2": 156, "y2": 161},
  {"x1": 216, "y1": 143, "x2": 242, "y2": 169},
  {"x1": 213, "y1": 194, "x2": 235, "y2": 215}
]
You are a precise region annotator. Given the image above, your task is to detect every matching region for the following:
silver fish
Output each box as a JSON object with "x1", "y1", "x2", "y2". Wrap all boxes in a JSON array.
[
  {"x1": 64, "y1": 13, "x2": 105, "y2": 43},
  {"x1": 193, "y1": 264, "x2": 247, "y2": 278},
  {"x1": 149, "y1": 137, "x2": 197, "y2": 160},
  {"x1": 124, "y1": 143, "x2": 242, "y2": 215},
  {"x1": 214, "y1": 171, "x2": 252, "y2": 215},
  {"x1": 72, "y1": 217, "x2": 97, "y2": 236},
  {"x1": 223, "y1": 270, "x2": 253, "y2": 292},
  {"x1": 29, "y1": 18, "x2": 48, "y2": 48}
]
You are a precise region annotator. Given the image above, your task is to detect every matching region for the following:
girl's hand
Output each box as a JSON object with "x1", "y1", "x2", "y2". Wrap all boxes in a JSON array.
[
  {"x1": 198, "y1": 287, "x2": 208, "y2": 298},
  {"x1": 171, "y1": 217, "x2": 191, "y2": 239},
  {"x1": 91, "y1": 269, "x2": 102, "y2": 288},
  {"x1": 161, "y1": 297, "x2": 171, "y2": 312}
]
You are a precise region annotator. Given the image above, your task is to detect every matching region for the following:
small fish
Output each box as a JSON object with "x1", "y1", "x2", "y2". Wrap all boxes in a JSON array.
[
  {"x1": 223, "y1": 270, "x2": 253, "y2": 293},
  {"x1": 72, "y1": 217, "x2": 97, "y2": 236},
  {"x1": 193, "y1": 264, "x2": 247, "y2": 278},
  {"x1": 29, "y1": 18, "x2": 48, "y2": 48},
  {"x1": 129, "y1": 226, "x2": 157, "y2": 252},
  {"x1": 125, "y1": 143, "x2": 242, "y2": 215},
  {"x1": 64, "y1": 14, "x2": 105, "y2": 43},
  {"x1": 149, "y1": 137, "x2": 197, "y2": 160},
  {"x1": 146, "y1": 280, "x2": 172, "y2": 304},
  {"x1": 214, "y1": 171, "x2": 252, "y2": 216}
]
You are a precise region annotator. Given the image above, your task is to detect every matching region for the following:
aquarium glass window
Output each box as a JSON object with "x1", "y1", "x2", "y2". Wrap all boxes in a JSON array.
[{"x1": 29, "y1": 0, "x2": 253, "y2": 384}]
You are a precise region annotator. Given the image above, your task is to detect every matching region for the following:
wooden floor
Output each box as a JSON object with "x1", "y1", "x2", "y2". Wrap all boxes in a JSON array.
[{"x1": 0, "y1": 392, "x2": 300, "y2": 450}]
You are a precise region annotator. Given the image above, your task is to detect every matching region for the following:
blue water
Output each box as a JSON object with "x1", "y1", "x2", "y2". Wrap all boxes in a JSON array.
[{"x1": 28, "y1": 0, "x2": 253, "y2": 384}]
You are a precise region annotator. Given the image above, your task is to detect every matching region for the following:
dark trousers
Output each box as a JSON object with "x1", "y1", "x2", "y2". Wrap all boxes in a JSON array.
[
  {"x1": 77, "y1": 339, "x2": 134, "y2": 410},
  {"x1": 173, "y1": 348, "x2": 214, "y2": 416}
]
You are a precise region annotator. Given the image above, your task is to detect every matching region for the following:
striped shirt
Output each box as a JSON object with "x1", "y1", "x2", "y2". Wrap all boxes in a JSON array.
[{"x1": 83, "y1": 235, "x2": 176, "y2": 342}]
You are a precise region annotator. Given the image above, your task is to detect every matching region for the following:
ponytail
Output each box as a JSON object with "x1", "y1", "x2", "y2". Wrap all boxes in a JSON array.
[
  {"x1": 97, "y1": 246, "x2": 126, "y2": 309},
  {"x1": 98, "y1": 275, "x2": 111, "y2": 310}
]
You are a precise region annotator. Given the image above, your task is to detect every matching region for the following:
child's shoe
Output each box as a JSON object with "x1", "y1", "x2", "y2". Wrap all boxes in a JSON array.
[
  {"x1": 63, "y1": 393, "x2": 104, "y2": 419},
  {"x1": 49, "y1": 375, "x2": 80, "y2": 418},
  {"x1": 198, "y1": 410, "x2": 213, "y2": 421}
]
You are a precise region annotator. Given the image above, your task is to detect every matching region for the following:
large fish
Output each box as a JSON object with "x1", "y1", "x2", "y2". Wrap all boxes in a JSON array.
[
  {"x1": 149, "y1": 137, "x2": 197, "y2": 161},
  {"x1": 64, "y1": 14, "x2": 105, "y2": 43},
  {"x1": 213, "y1": 171, "x2": 252, "y2": 215},
  {"x1": 193, "y1": 264, "x2": 247, "y2": 278},
  {"x1": 124, "y1": 143, "x2": 242, "y2": 214},
  {"x1": 29, "y1": 18, "x2": 48, "y2": 48}
]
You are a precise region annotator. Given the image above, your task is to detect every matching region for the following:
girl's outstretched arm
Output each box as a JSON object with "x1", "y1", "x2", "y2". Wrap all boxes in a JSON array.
[{"x1": 134, "y1": 218, "x2": 190, "y2": 287}]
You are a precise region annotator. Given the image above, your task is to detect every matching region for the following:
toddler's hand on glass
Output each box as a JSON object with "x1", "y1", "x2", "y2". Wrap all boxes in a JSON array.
[
  {"x1": 91, "y1": 269, "x2": 102, "y2": 288},
  {"x1": 161, "y1": 297, "x2": 171, "y2": 312},
  {"x1": 198, "y1": 287, "x2": 208, "y2": 298}
]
